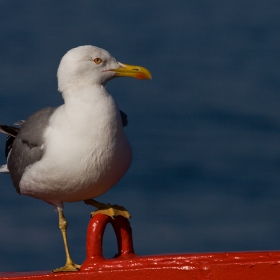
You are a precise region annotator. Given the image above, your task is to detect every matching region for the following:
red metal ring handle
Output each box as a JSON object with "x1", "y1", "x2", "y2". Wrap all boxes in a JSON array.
[{"x1": 81, "y1": 214, "x2": 136, "y2": 271}]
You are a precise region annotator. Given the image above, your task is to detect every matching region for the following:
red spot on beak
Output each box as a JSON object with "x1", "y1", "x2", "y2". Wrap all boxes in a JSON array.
[{"x1": 135, "y1": 73, "x2": 148, "y2": 80}]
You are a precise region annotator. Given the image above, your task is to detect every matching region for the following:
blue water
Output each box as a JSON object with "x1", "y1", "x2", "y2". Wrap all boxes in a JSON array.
[{"x1": 0, "y1": 0, "x2": 280, "y2": 272}]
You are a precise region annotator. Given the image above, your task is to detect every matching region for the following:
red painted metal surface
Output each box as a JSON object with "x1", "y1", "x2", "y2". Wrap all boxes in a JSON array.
[{"x1": 1, "y1": 214, "x2": 280, "y2": 279}]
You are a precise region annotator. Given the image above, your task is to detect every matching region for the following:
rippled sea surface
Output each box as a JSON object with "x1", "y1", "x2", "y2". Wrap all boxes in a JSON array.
[{"x1": 0, "y1": 1, "x2": 280, "y2": 272}]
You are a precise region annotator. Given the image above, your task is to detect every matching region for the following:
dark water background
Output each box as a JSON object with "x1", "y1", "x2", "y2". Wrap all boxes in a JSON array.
[{"x1": 0, "y1": 0, "x2": 280, "y2": 272}]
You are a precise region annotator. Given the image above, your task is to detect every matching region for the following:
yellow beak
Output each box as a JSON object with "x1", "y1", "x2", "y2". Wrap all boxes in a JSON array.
[{"x1": 111, "y1": 63, "x2": 152, "y2": 80}]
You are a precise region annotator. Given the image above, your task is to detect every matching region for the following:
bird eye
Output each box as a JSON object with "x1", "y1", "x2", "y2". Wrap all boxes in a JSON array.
[{"x1": 93, "y1": 57, "x2": 103, "y2": 64}]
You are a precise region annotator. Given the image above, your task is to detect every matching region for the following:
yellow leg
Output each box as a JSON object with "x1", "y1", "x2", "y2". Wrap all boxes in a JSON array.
[
  {"x1": 52, "y1": 209, "x2": 80, "y2": 273},
  {"x1": 84, "y1": 199, "x2": 131, "y2": 219}
]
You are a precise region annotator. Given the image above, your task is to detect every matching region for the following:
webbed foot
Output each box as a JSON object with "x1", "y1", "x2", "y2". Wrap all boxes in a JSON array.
[
  {"x1": 84, "y1": 199, "x2": 131, "y2": 219},
  {"x1": 52, "y1": 262, "x2": 81, "y2": 273}
]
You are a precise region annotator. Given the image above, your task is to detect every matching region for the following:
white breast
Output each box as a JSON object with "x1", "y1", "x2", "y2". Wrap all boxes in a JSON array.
[{"x1": 19, "y1": 86, "x2": 132, "y2": 205}]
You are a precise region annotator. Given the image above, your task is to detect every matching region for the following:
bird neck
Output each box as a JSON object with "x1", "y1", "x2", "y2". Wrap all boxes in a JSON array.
[
  {"x1": 61, "y1": 84, "x2": 120, "y2": 126},
  {"x1": 63, "y1": 84, "x2": 108, "y2": 105}
]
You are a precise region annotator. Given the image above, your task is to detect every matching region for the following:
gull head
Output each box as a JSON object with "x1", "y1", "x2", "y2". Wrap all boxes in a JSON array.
[{"x1": 57, "y1": 45, "x2": 151, "y2": 93}]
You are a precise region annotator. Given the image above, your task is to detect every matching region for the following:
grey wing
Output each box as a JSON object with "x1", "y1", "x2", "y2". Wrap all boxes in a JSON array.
[{"x1": 7, "y1": 107, "x2": 57, "y2": 193}]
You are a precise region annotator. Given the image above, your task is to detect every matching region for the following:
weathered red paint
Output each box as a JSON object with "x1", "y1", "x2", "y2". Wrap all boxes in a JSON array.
[
  {"x1": 1, "y1": 214, "x2": 280, "y2": 279},
  {"x1": 2, "y1": 252, "x2": 280, "y2": 279}
]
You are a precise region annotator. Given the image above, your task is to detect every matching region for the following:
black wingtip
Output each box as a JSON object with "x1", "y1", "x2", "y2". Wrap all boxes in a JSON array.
[
  {"x1": 119, "y1": 110, "x2": 128, "y2": 127},
  {"x1": 0, "y1": 125, "x2": 20, "y2": 137}
]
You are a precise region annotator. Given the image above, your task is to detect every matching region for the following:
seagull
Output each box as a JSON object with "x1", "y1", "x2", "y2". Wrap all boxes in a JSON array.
[{"x1": 0, "y1": 45, "x2": 151, "y2": 272}]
